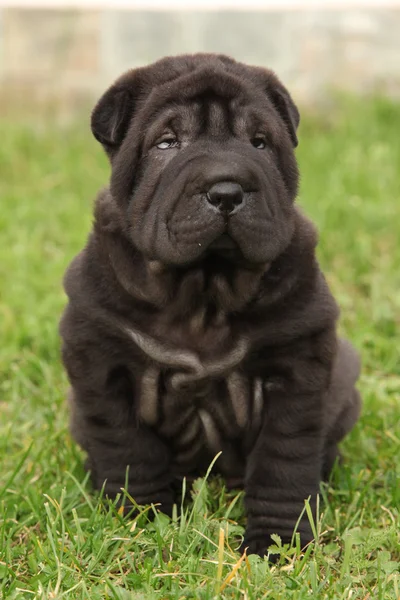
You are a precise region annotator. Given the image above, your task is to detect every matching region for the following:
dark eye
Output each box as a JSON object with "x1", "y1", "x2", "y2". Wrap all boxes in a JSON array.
[
  {"x1": 156, "y1": 137, "x2": 179, "y2": 150},
  {"x1": 251, "y1": 137, "x2": 266, "y2": 149}
]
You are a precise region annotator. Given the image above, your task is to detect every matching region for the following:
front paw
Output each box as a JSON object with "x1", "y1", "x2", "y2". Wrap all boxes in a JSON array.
[
  {"x1": 89, "y1": 473, "x2": 175, "y2": 518},
  {"x1": 239, "y1": 534, "x2": 288, "y2": 561},
  {"x1": 240, "y1": 529, "x2": 313, "y2": 560}
]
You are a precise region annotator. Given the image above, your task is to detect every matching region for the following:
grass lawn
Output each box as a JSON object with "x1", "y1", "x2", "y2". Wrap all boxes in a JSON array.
[{"x1": 0, "y1": 98, "x2": 399, "y2": 599}]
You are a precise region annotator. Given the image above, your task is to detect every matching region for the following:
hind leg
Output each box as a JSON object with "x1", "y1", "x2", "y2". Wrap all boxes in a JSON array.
[
  {"x1": 322, "y1": 388, "x2": 361, "y2": 479},
  {"x1": 322, "y1": 339, "x2": 362, "y2": 480},
  {"x1": 322, "y1": 444, "x2": 342, "y2": 481}
]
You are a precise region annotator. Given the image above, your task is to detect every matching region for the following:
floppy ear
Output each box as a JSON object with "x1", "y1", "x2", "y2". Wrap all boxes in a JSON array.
[
  {"x1": 264, "y1": 72, "x2": 300, "y2": 147},
  {"x1": 91, "y1": 82, "x2": 135, "y2": 154}
]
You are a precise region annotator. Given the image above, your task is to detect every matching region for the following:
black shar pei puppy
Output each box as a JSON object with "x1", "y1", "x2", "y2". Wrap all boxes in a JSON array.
[{"x1": 60, "y1": 53, "x2": 361, "y2": 557}]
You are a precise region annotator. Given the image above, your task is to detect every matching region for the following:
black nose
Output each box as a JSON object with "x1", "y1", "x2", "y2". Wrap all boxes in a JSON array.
[{"x1": 206, "y1": 181, "x2": 244, "y2": 214}]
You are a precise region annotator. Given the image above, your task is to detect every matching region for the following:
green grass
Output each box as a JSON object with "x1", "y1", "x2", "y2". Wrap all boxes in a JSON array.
[{"x1": 1, "y1": 98, "x2": 399, "y2": 599}]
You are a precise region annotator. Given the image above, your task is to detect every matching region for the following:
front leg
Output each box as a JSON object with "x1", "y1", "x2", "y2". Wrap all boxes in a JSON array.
[
  {"x1": 242, "y1": 391, "x2": 324, "y2": 556},
  {"x1": 71, "y1": 389, "x2": 174, "y2": 515},
  {"x1": 242, "y1": 329, "x2": 335, "y2": 557},
  {"x1": 61, "y1": 307, "x2": 174, "y2": 515}
]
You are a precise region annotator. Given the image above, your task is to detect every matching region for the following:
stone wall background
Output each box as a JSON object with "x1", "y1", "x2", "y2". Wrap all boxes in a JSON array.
[{"x1": 1, "y1": 7, "x2": 400, "y2": 112}]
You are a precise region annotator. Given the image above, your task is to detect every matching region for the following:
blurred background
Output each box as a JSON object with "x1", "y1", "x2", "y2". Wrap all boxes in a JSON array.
[
  {"x1": 1, "y1": 0, "x2": 400, "y2": 114},
  {"x1": 1, "y1": 3, "x2": 400, "y2": 597}
]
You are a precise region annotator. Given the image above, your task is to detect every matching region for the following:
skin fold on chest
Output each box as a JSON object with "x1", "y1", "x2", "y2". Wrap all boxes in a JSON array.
[{"x1": 139, "y1": 365, "x2": 265, "y2": 479}]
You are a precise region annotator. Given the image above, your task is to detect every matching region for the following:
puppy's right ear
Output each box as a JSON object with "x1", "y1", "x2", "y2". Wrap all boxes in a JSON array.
[{"x1": 91, "y1": 82, "x2": 135, "y2": 154}]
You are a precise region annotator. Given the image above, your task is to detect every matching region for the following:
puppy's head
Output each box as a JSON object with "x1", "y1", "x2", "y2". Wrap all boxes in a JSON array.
[{"x1": 92, "y1": 54, "x2": 300, "y2": 266}]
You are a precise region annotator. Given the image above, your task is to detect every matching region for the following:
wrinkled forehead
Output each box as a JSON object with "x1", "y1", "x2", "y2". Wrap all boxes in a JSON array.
[
  {"x1": 139, "y1": 69, "x2": 275, "y2": 142},
  {"x1": 137, "y1": 67, "x2": 271, "y2": 134}
]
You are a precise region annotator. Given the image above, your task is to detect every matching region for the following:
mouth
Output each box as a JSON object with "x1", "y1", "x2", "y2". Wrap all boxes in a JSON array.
[{"x1": 206, "y1": 233, "x2": 241, "y2": 258}]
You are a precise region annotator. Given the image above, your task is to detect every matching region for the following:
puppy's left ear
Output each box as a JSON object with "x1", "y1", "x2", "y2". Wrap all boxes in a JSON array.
[
  {"x1": 268, "y1": 80, "x2": 300, "y2": 147},
  {"x1": 256, "y1": 70, "x2": 300, "y2": 147}
]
